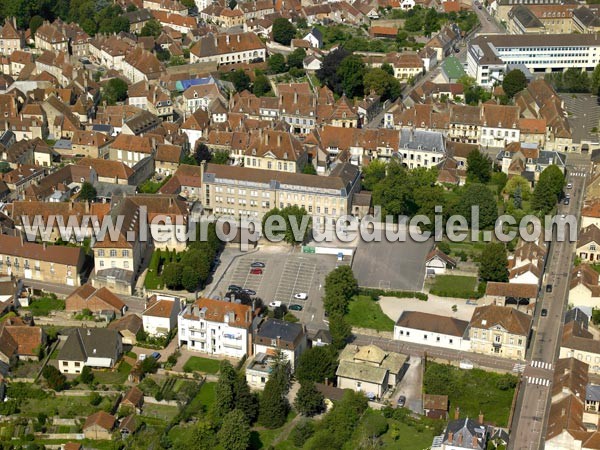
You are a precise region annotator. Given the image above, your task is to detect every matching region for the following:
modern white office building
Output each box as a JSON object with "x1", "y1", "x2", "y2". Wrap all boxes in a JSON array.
[{"x1": 467, "y1": 34, "x2": 600, "y2": 86}]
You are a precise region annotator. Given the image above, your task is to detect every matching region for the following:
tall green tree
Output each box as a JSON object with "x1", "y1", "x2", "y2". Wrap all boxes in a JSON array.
[
  {"x1": 363, "y1": 68, "x2": 401, "y2": 101},
  {"x1": 502, "y1": 69, "x2": 527, "y2": 98},
  {"x1": 294, "y1": 382, "x2": 325, "y2": 416},
  {"x1": 532, "y1": 165, "x2": 565, "y2": 214},
  {"x1": 456, "y1": 183, "x2": 498, "y2": 229},
  {"x1": 268, "y1": 53, "x2": 287, "y2": 74},
  {"x1": 362, "y1": 159, "x2": 387, "y2": 191},
  {"x1": 235, "y1": 373, "x2": 259, "y2": 424},
  {"x1": 258, "y1": 359, "x2": 290, "y2": 428},
  {"x1": 591, "y1": 63, "x2": 600, "y2": 94},
  {"x1": 218, "y1": 410, "x2": 251, "y2": 450},
  {"x1": 478, "y1": 242, "x2": 509, "y2": 282},
  {"x1": 329, "y1": 312, "x2": 352, "y2": 349},
  {"x1": 296, "y1": 346, "x2": 338, "y2": 383},
  {"x1": 253, "y1": 74, "x2": 271, "y2": 96},
  {"x1": 503, "y1": 175, "x2": 531, "y2": 200},
  {"x1": 287, "y1": 48, "x2": 306, "y2": 69},
  {"x1": 272, "y1": 18, "x2": 296, "y2": 45},
  {"x1": 337, "y1": 55, "x2": 367, "y2": 98},
  {"x1": 214, "y1": 360, "x2": 237, "y2": 420},
  {"x1": 78, "y1": 181, "x2": 96, "y2": 202},
  {"x1": 228, "y1": 69, "x2": 251, "y2": 92},
  {"x1": 466, "y1": 149, "x2": 492, "y2": 184},
  {"x1": 316, "y1": 48, "x2": 350, "y2": 94},
  {"x1": 140, "y1": 19, "x2": 162, "y2": 37},
  {"x1": 262, "y1": 205, "x2": 311, "y2": 245},
  {"x1": 102, "y1": 78, "x2": 128, "y2": 105}
]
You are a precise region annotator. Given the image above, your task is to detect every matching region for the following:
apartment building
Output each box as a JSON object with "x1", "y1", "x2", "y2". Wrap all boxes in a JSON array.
[
  {"x1": 469, "y1": 305, "x2": 532, "y2": 360},
  {"x1": 468, "y1": 34, "x2": 600, "y2": 87},
  {"x1": 178, "y1": 297, "x2": 256, "y2": 359},
  {"x1": 398, "y1": 129, "x2": 445, "y2": 169},
  {"x1": 253, "y1": 319, "x2": 307, "y2": 371},
  {"x1": 200, "y1": 161, "x2": 361, "y2": 224},
  {"x1": 0, "y1": 234, "x2": 85, "y2": 287},
  {"x1": 190, "y1": 32, "x2": 267, "y2": 66},
  {"x1": 0, "y1": 18, "x2": 25, "y2": 55},
  {"x1": 242, "y1": 130, "x2": 308, "y2": 173},
  {"x1": 107, "y1": 134, "x2": 155, "y2": 167}
]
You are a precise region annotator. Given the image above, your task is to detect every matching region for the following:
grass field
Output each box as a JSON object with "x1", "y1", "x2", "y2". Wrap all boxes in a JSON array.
[
  {"x1": 93, "y1": 361, "x2": 131, "y2": 384},
  {"x1": 183, "y1": 356, "x2": 221, "y2": 374},
  {"x1": 345, "y1": 295, "x2": 395, "y2": 332},
  {"x1": 423, "y1": 362, "x2": 516, "y2": 426},
  {"x1": 380, "y1": 420, "x2": 437, "y2": 449},
  {"x1": 23, "y1": 296, "x2": 65, "y2": 316},
  {"x1": 142, "y1": 403, "x2": 179, "y2": 421},
  {"x1": 185, "y1": 381, "x2": 216, "y2": 416},
  {"x1": 20, "y1": 394, "x2": 114, "y2": 418},
  {"x1": 429, "y1": 275, "x2": 478, "y2": 299}
]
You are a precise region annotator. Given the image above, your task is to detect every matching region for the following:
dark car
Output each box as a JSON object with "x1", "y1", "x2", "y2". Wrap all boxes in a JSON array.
[
  {"x1": 564, "y1": 198, "x2": 570, "y2": 205},
  {"x1": 546, "y1": 284, "x2": 552, "y2": 293},
  {"x1": 289, "y1": 304, "x2": 303, "y2": 311},
  {"x1": 150, "y1": 352, "x2": 161, "y2": 360},
  {"x1": 242, "y1": 288, "x2": 256, "y2": 296},
  {"x1": 251, "y1": 262, "x2": 266, "y2": 268},
  {"x1": 228, "y1": 285, "x2": 242, "y2": 292},
  {"x1": 397, "y1": 396, "x2": 406, "y2": 407},
  {"x1": 541, "y1": 309, "x2": 548, "y2": 317}
]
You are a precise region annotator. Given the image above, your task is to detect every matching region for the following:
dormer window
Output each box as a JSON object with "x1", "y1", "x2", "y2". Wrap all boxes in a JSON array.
[{"x1": 252, "y1": 149, "x2": 256, "y2": 155}]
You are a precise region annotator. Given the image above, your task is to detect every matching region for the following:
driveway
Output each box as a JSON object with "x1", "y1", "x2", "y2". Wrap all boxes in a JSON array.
[{"x1": 392, "y1": 356, "x2": 423, "y2": 414}]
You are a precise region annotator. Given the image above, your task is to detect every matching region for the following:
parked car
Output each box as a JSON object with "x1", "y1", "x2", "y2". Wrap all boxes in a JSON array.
[
  {"x1": 294, "y1": 293, "x2": 308, "y2": 300},
  {"x1": 289, "y1": 304, "x2": 303, "y2": 311},
  {"x1": 242, "y1": 288, "x2": 256, "y2": 296},
  {"x1": 269, "y1": 301, "x2": 282, "y2": 308},
  {"x1": 228, "y1": 285, "x2": 242, "y2": 292},
  {"x1": 567, "y1": 182, "x2": 573, "y2": 189},
  {"x1": 251, "y1": 262, "x2": 266, "y2": 268},
  {"x1": 397, "y1": 395, "x2": 406, "y2": 407},
  {"x1": 564, "y1": 198, "x2": 570, "y2": 205},
  {"x1": 150, "y1": 352, "x2": 161, "y2": 360},
  {"x1": 546, "y1": 284, "x2": 552, "y2": 293},
  {"x1": 250, "y1": 268, "x2": 263, "y2": 275},
  {"x1": 541, "y1": 308, "x2": 548, "y2": 317}
]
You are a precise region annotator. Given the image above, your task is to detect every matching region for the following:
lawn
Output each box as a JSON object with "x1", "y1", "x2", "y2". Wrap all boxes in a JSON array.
[
  {"x1": 19, "y1": 394, "x2": 114, "y2": 418},
  {"x1": 429, "y1": 275, "x2": 478, "y2": 299},
  {"x1": 423, "y1": 362, "x2": 517, "y2": 426},
  {"x1": 186, "y1": 381, "x2": 216, "y2": 416},
  {"x1": 23, "y1": 296, "x2": 65, "y2": 316},
  {"x1": 92, "y1": 361, "x2": 131, "y2": 384},
  {"x1": 250, "y1": 411, "x2": 297, "y2": 449},
  {"x1": 380, "y1": 419, "x2": 437, "y2": 450},
  {"x1": 183, "y1": 356, "x2": 221, "y2": 374},
  {"x1": 142, "y1": 403, "x2": 179, "y2": 421},
  {"x1": 345, "y1": 295, "x2": 395, "y2": 332}
]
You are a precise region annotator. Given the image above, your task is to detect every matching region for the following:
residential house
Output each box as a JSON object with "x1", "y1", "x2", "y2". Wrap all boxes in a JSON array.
[
  {"x1": 577, "y1": 224, "x2": 600, "y2": 263},
  {"x1": 123, "y1": 9, "x2": 154, "y2": 33},
  {"x1": 0, "y1": 165, "x2": 46, "y2": 197},
  {"x1": 560, "y1": 314, "x2": 600, "y2": 374},
  {"x1": 158, "y1": 164, "x2": 202, "y2": 200},
  {"x1": 121, "y1": 110, "x2": 162, "y2": 135},
  {"x1": 155, "y1": 144, "x2": 183, "y2": 176},
  {"x1": 76, "y1": 157, "x2": 135, "y2": 185},
  {"x1": 423, "y1": 394, "x2": 449, "y2": 419},
  {"x1": 243, "y1": 130, "x2": 307, "y2": 173},
  {"x1": 189, "y1": 32, "x2": 267, "y2": 66},
  {"x1": 303, "y1": 28, "x2": 323, "y2": 48},
  {"x1": 394, "y1": 311, "x2": 470, "y2": 351},
  {"x1": 107, "y1": 134, "x2": 155, "y2": 167},
  {"x1": 34, "y1": 21, "x2": 68, "y2": 53},
  {"x1": 468, "y1": 305, "x2": 532, "y2": 360},
  {"x1": 440, "y1": 417, "x2": 488, "y2": 450},
  {"x1": 142, "y1": 294, "x2": 182, "y2": 337},
  {"x1": 398, "y1": 129, "x2": 446, "y2": 169},
  {"x1": 426, "y1": 25, "x2": 459, "y2": 60},
  {"x1": 253, "y1": 318, "x2": 307, "y2": 371},
  {"x1": 177, "y1": 297, "x2": 257, "y2": 359},
  {"x1": 569, "y1": 265, "x2": 600, "y2": 309},
  {"x1": 57, "y1": 327, "x2": 123, "y2": 374},
  {"x1": 582, "y1": 200, "x2": 600, "y2": 229},
  {"x1": 127, "y1": 81, "x2": 173, "y2": 121},
  {"x1": 480, "y1": 104, "x2": 520, "y2": 149},
  {"x1": 0, "y1": 235, "x2": 85, "y2": 286},
  {"x1": 0, "y1": 18, "x2": 25, "y2": 55},
  {"x1": 122, "y1": 47, "x2": 163, "y2": 84},
  {"x1": 107, "y1": 314, "x2": 143, "y2": 345},
  {"x1": 83, "y1": 411, "x2": 116, "y2": 440},
  {"x1": 337, "y1": 344, "x2": 407, "y2": 399},
  {"x1": 246, "y1": 352, "x2": 276, "y2": 390},
  {"x1": 181, "y1": 108, "x2": 209, "y2": 150},
  {"x1": 508, "y1": 238, "x2": 547, "y2": 285},
  {"x1": 68, "y1": 130, "x2": 112, "y2": 158},
  {"x1": 183, "y1": 83, "x2": 225, "y2": 114},
  {"x1": 120, "y1": 386, "x2": 144, "y2": 414},
  {"x1": 0, "y1": 317, "x2": 46, "y2": 363},
  {"x1": 425, "y1": 248, "x2": 457, "y2": 275},
  {"x1": 65, "y1": 284, "x2": 127, "y2": 317}
]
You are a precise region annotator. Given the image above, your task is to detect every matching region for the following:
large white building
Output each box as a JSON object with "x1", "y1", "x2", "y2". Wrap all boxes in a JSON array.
[
  {"x1": 142, "y1": 294, "x2": 182, "y2": 337},
  {"x1": 394, "y1": 311, "x2": 471, "y2": 351},
  {"x1": 189, "y1": 32, "x2": 267, "y2": 66},
  {"x1": 177, "y1": 297, "x2": 256, "y2": 359},
  {"x1": 467, "y1": 33, "x2": 600, "y2": 87}
]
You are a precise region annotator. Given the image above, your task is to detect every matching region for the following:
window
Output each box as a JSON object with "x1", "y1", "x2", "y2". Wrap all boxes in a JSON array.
[
  {"x1": 110, "y1": 250, "x2": 117, "y2": 257},
  {"x1": 122, "y1": 250, "x2": 129, "y2": 257},
  {"x1": 423, "y1": 334, "x2": 427, "y2": 340},
  {"x1": 62, "y1": 361, "x2": 68, "y2": 366},
  {"x1": 97, "y1": 250, "x2": 105, "y2": 257},
  {"x1": 75, "y1": 362, "x2": 81, "y2": 367}
]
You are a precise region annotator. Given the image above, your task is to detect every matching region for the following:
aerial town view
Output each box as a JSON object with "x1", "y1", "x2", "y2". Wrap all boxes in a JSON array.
[{"x1": 0, "y1": 0, "x2": 599, "y2": 448}]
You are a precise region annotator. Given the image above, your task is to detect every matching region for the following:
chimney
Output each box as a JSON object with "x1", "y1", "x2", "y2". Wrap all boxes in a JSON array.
[
  {"x1": 448, "y1": 432, "x2": 453, "y2": 442},
  {"x1": 454, "y1": 407, "x2": 460, "y2": 420},
  {"x1": 276, "y1": 335, "x2": 281, "y2": 347},
  {"x1": 457, "y1": 434, "x2": 462, "y2": 445},
  {"x1": 42, "y1": 242, "x2": 46, "y2": 251},
  {"x1": 226, "y1": 35, "x2": 230, "y2": 45},
  {"x1": 19, "y1": 232, "x2": 23, "y2": 246},
  {"x1": 478, "y1": 412, "x2": 484, "y2": 424},
  {"x1": 472, "y1": 437, "x2": 478, "y2": 448},
  {"x1": 277, "y1": 134, "x2": 281, "y2": 147},
  {"x1": 294, "y1": 91, "x2": 298, "y2": 103}
]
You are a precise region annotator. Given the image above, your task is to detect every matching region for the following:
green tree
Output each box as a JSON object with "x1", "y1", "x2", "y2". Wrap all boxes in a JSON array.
[
  {"x1": 362, "y1": 159, "x2": 387, "y2": 191},
  {"x1": 214, "y1": 360, "x2": 237, "y2": 420},
  {"x1": 302, "y1": 163, "x2": 317, "y2": 175},
  {"x1": 592, "y1": 62, "x2": 600, "y2": 94},
  {"x1": 404, "y1": 14, "x2": 423, "y2": 32},
  {"x1": 80, "y1": 366, "x2": 94, "y2": 384},
  {"x1": 513, "y1": 185, "x2": 522, "y2": 209},
  {"x1": 316, "y1": 48, "x2": 350, "y2": 94},
  {"x1": 181, "y1": 266, "x2": 200, "y2": 292},
  {"x1": 287, "y1": 48, "x2": 306, "y2": 69},
  {"x1": 456, "y1": 183, "x2": 498, "y2": 229},
  {"x1": 235, "y1": 373, "x2": 259, "y2": 424},
  {"x1": 228, "y1": 69, "x2": 251, "y2": 92},
  {"x1": 504, "y1": 175, "x2": 531, "y2": 201},
  {"x1": 337, "y1": 55, "x2": 367, "y2": 98},
  {"x1": 29, "y1": 15, "x2": 44, "y2": 35},
  {"x1": 228, "y1": 0, "x2": 237, "y2": 8},
  {"x1": 268, "y1": 53, "x2": 287, "y2": 74},
  {"x1": 423, "y1": 8, "x2": 440, "y2": 36},
  {"x1": 103, "y1": 77, "x2": 128, "y2": 105},
  {"x1": 329, "y1": 312, "x2": 352, "y2": 349},
  {"x1": 532, "y1": 165, "x2": 565, "y2": 214},
  {"x1": 294, "y1": 382, "x2": 325, "y2": 416},
  {"x1": 258, "y1": 360, "x2": 290, "y2": 428},
  {"x1": 42, "y1": 365, "x2": 67, "y2": 391},
  {"x1": 478, "y1": 242, "x2": 509, "y2": 282},
  {"x1": 502, "y1": 69, "x2": 527, "y2": 98},
  {"x1": 324, "y1": 265, "x2": 358, "y2": 311},
  {"x1": 253, "y1": 74, "x2": 271, "y2": 96},
  {"x1": 211, "y1": 150, "x2": 230, "y2": 165},
  {"x1": 381, "y1": 62, "x2": 394, "y2": 76},
  {"x1": 78, "y1": 182, "x2": 97, "y2": 202},
  {"x1": 140, "y1": 19, "x2": 162, "y2": 37},
  {"x1": 290, "y1": 420, "x2": 315, "y2": 447},
  {"x1": 363, "y1": 68, "x2": 401, "y2": 101},
  {"x1": 162, "y1": 262, "x2": 183, "y2": 289},
  {"x1": 141, "y1": 357, "x2": 159, "y2": 374},
  {"x1": 562, "y1": 68, "x2": 590, "y2": 93},
  {"x1": 218, "y1": 410, "x2": 251, "y2": 450},
  {"x1": 466, "y1": 149, "x2": 492, "y2": 184},
  {"x1": 262, "y1": 205, "x2": 312, "y2": 245},
  {"x1": 296, "y1": 346, "x2": 338, "y2": 383},
  {"x1": 272, "y1": 18, "x2": 296, "y2": 45}
]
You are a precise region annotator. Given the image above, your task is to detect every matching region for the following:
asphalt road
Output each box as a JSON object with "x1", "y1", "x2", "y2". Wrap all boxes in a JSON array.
[{"x1": 509, "y1": 153, "x2": 591, "y2": 450}]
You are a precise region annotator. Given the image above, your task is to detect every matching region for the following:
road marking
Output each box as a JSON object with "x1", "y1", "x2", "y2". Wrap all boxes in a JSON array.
[
  {"x1": 531, "y1": 360, "x2": 553, "y2": 370},
  {"x1": 527, "y1": 376, "x2": 551, "y2": 387}
]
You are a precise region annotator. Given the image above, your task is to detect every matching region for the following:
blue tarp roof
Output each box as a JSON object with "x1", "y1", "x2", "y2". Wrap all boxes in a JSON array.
[{"x1": 176, "y1": 76, "x2": 215, "y2": 91}]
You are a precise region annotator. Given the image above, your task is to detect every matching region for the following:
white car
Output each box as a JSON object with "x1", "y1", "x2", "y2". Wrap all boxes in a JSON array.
[
  {"x1": 269, "y1": 301, "x2": 282, "y2": 308},
  {"x1": 567, "y1": 183, "x2": 573, "y2": 189},
  {"x1": 294, "y1": 293, "x2": 308, "y2": 300}
]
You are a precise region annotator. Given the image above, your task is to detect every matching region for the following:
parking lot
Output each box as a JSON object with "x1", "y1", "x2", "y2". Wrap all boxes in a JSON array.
[
  {"x1": 207, "y1": 246, "x2": 342, "y2": 330},
  {"x1": 560, "y1": 94, "x2": 600, "y2": 146}
]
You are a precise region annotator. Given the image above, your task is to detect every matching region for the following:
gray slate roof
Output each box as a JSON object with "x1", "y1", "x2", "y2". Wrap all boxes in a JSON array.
[
  {"x1": 255, "y1": 318, "x2": 304, "y2": 343},
  {"x1": 58, "y1": 327, "x2": 121, "y2": 362}
]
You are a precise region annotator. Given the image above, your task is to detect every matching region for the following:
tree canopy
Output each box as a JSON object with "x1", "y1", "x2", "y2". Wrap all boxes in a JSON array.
[
  {"x1": 502, "y1": 69, "x2": 527, "y2": 98},
  {"x1": 262, "y1": 206, "x2": 312, "y2": 245},
  {"x1": 466, "y1": 149, "x2": 492, "y2": 184},
  {"x1": 532, "y1": 165, "x2": 565, "y2": 215},
  {"x1": 140, "y1": 19, "x2": 161, "y2": 37},
  {"x1": 102, "y1": 78, "x2": 128, "y2": 105},
  {"x1": 272, "y1": 18, "x2": 296, "y2": 45},
  {"x1": 478, "y1": 242, "x2": 509, "y2": 282},
  {"x1": 78, "y1": 181, "x2": 97, "y2": 202},
  {"x1": 456, "y1": 183, "x2": 498, "y2": 229}
]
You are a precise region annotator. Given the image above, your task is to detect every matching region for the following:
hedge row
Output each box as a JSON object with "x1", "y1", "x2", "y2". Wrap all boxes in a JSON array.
[{"x1": 358, "y1": 288, "x2": 428, "y2": 301}]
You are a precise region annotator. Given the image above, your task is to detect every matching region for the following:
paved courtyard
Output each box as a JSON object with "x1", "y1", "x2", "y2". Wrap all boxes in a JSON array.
[{"x1": 560, "y1": 93, "x2": 600, "y2": 147}]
